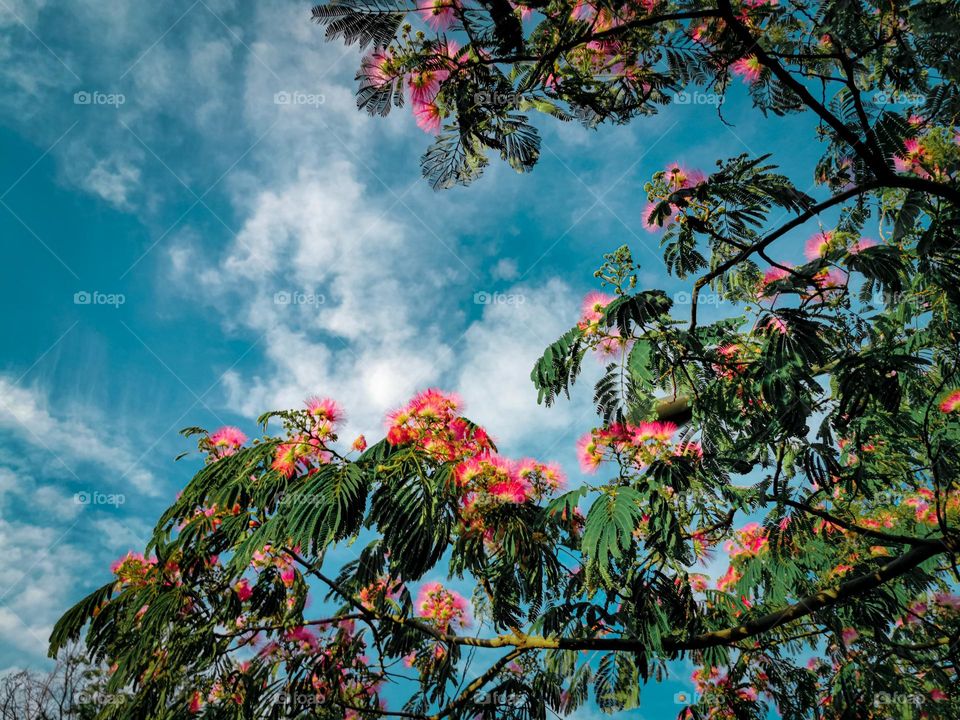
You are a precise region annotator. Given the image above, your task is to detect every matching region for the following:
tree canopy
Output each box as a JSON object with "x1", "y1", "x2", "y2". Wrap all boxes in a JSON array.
[{"x1": 51, "y1": 1, "x2": 960, "y2": 718}]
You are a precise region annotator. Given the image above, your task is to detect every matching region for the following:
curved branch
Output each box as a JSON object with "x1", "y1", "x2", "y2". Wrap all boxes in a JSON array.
[{"x1": 434, "y1": 540, "x2": 946, "y2": 653}]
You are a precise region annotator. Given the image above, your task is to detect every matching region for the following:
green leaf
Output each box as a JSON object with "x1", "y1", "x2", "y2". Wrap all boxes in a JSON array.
[{"x1": 581, "y1": 489, "x2": 643, "y2": 588}]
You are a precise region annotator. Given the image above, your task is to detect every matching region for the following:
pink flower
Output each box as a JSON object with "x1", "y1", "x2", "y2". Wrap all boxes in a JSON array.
[
  {"x1": 576, "y1": 433, "x2": 603, "y2": 473},
  {"x1": 804, "y1": 231, "x2": 832, "y2": 260},
  {"x1": 352, "y1": 435, "x2": 367, "y2": 452},
  {"x1": 731, "y1": 56, "x2": 762, "y2": 84},
  {"x1": 665, "y1": 162, "x2": 706, "y2": 191},
  {"x1": 272, "y1": 442, "x2": 302, "y2": 478},
  {"x1": 580, "y1": 291, "x2": 614, "y2": 325},
  {"x1": 209, "y1": 426, "x2": 247, "y2": 458},
  {"x1": 414, "y1": 100, "x2": 443, "y2": 133},
  {"x1": 415, "y1": 582, "x2": 470, "y2": 631},
  {"x1": 280, "y1": 566, "x2": 296, "y2": 588},
  {"x1": 488, "y1": 478, "x2": 532, "y2": 503},
  {"x1": 717, "y1": 565, "x2": 740, "y2": 591},
  {"x1": 848, "y1": 237, "x2": 877, "y2": 254},
  {"x1": 234, "y1": 578, "x2": 253, "y2": 601},
  {"x1": 632, "y1": 420, "x2": 677, "y2": 442},
  {"x1": 189, "y1": 691, "x2": 204, "y2": 714},
  {"x1": 939, "y1": 389, "x2": 960, "y2": 413},
  {"x1": 408, "y1": 70, "x2": 445, "y2": 105},
  {"x1": 305, "y1": 397, "x2": 342, "y2": 423},
  {"x1": 841, "y1": 627, "x2": 859, "y2": 645},
  {"x1": 416, "y1": 0, "x2": 461, "y2": 30},
  {"x1": 930, "y1": 689, "x2": 948, "y2": 701},
  {"x1": 641, "y1": 201, "x2": 664, "y2": 232},
  {"x1": 360, "y1": 48, "x2": 397, "y2": 88},
  {"x1": 757, "y1": 265, "x2": 792, "y2": 299}
]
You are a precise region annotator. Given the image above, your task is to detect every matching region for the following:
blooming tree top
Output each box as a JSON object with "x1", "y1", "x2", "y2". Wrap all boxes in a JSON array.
[{"x1": 50, "y1": 1, "x2": 960, "y2": 718}]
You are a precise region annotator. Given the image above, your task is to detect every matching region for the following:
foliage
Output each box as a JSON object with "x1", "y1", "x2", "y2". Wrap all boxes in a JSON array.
[{"x1": 51, "y1": 1, "x2": 960, "y2": 718}]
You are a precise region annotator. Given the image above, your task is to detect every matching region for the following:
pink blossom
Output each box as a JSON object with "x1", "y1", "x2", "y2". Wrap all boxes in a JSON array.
[
  {"x1": 416, "y1": 0, "x2": 461, "y2": 30},
  {"x1": 841, "y1": 627, "x2": 859, "y2": 645},
  {"x1": 488, "y1": 478, "x2": 532, "y2": 503},
  {"x1": 414, "y1": 101, "x2": 443, "y2": 133},
  {"x1": 665, "y1": 162, "x2": 705, "y2": 191},
  {"x1": 305, "y1": 397, "x2": 343, "y2": 423},
  {"x1": 360, "y1": 49, "x2": 397, "y2": 88},
  {"x1": 415, "y1": 582, "x2": 470, "y2": 631},
  {"x1": 209, "y1": 426, "x2": 247, "y2": 456},
  {"x1": 580, "y1": 291, "x2": 615, "y2": 324},
  {"x1": 939, "y1": 389, "x2": 960, "y2": 413},
  {"x1": 804, "y1": 231, "x2": 832, "y2": 260},
  {"x1": 576, "y1": 433, "x2": 603, "y2": 473},
  {"x1": 731, "y1": 56, "x2": 762, "y2": 84},
  {"x1": 234, "y1": 578, "x2": 253, "y2": 601},
  {"x1": 848, "y1": 237, "x2": 877, "y2": 254}
]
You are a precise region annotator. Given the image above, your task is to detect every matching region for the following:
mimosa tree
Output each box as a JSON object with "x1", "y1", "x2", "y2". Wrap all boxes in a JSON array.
[{"x1": 52, "y1": 1, "x2": 960, "y2": 717}]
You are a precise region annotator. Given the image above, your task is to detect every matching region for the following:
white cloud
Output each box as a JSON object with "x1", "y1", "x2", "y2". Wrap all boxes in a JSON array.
[
  {"x1": 490, "y1": 257, "x2": 519, "y2": 281},
  {"x1": 454, "y1": 279, "x2": 594, "y2": 452},
  {"x1": 83, "y1": 156, "x2": 141, "y2": 208},
  {"x1": 0, "y1": 376, "x2": 156, "y2": 495}
]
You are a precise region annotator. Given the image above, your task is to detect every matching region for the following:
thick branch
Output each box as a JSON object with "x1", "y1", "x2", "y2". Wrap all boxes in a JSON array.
[{"x1": 436, "y1": 541, "x2": 945, "y2": 653}]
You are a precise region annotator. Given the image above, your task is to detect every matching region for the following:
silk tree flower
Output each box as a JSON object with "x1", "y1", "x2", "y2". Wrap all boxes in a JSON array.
[
  {"x1": 305, "y1": 396, "x2": 342, "y2": 424},
  {"x1": 386, "y1": 388, "x2": 494, "y2": 461},
  {"x1": 414, "y1": 101, "x2": 443, "y2": 133},
  {"x1": 848, "y1": 237, "x2": 877, "y2": 254},
  {"x1": 208, "y1": 426, "x2": 247, "y2": 458},
  {"x1": 234, "y1": 578, "x2": 253, "y2": 602},
  {"x1": 111, "y1": 552, "x2": 157, "y2": 587},
  {"x1": 939, "y1": 389, "x2": 960, "y2": 413},
  {"x1": 804, "y1": 230, "x2": 833, "y2": 260},
  {"x1": 360, "y1": 48, "x2": 397, "y2": 88},
  {"x1": 415, "y1": 582, "x2": 470, "y2": 631},
  {"x1": 272, "y1": 441, "x2": 305, "y2": 478},
  {"x1": 731, "y1": 56, "x2": 763, "y2": 83},
  {"x1": 665, "y1": 162, "x2": 705, "y2": 191},
  {"x1": 416, "y1": 0, "x2": 461, "y2": 30},
  {"x1": 577, "y1": 291, "x2": 614, "y2": 334}
]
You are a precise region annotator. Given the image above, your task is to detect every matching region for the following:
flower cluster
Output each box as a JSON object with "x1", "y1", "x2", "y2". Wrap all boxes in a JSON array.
[
  {"x1": 110, "y1": 552, "x2": 158, "y2": 588},
  {"x1": 642, "y1": 163, "x2": 707, "y2": 233},
  {"x1": 385, "y1": 389, "x2": 493, "y2": 460},
  {"x1": 940, "y1": 389, "x2": 960, "y2": 413},
  {"x1": 271, "y1": 397, "x2": 343, "y2": 478},
  {"x1": 358, "y1": 578, "x2": 402, "y2": 610},
  {"x1": 360, "y1": 41, "x2": 465, "y2": 134},
  {"x1": 716, "y1": 522, "x2": 772, "y2": 592},
  {"x1": 577, "y1": 291, "x2": 632, "y2": 358},
  {"x1": 415, "y1": 581, "x2": 470, "y2": 632},
  {"x1": 576, "y1": 420, "x2": 701, "y2": 473},
  {"x1": 681, "y1": 666, "x2": 763, "y2": 719},
  {"x1": 891, "y1": 128, "x2": 960, "y2": 181},
  {"x1": 203, "y1": 426, "x2": 247, "y2": 461}
]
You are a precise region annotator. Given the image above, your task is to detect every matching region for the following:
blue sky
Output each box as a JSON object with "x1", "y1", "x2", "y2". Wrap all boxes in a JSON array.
[{"x1": 0, "y1": 0, "x2": 827, "y2": 714}]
